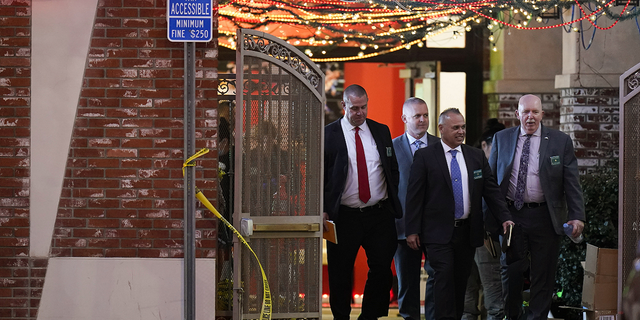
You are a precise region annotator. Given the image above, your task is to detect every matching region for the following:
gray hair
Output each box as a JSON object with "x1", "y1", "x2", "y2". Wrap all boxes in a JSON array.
[{"x1": 402, "y1": 97, "x2": 427, "y2": 114}]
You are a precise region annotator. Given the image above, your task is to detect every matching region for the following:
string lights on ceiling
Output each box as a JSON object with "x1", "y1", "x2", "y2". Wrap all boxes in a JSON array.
[{"x1": 217, "y1": 0, "x2": 640, "y2": 61}]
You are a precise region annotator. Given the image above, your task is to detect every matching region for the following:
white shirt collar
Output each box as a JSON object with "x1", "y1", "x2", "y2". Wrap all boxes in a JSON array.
[
  {"x1": 341, "y1": 116, "x2": 370, "y2": 133},
  {"x1": 441, "y1": 140, "x2": 462, "y2": 154},
  {"x1": 519, "y1": 125, "x2": 541, "y2": 137},
  {"x1": 406, "y1": 133, "x2": 428, "y2": 146}
]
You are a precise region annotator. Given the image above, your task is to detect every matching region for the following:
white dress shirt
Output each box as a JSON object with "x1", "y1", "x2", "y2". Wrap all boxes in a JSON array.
[
  {"x1": 441, "y1": 141, "x2": 470, "y2": 219},
  {"x1": 407, "y1": 133, "x2": 429, "y2": 148},
  {"x1": 339, "y1": 117, "x2": 388, "y2": 208},
  {"x1": 508, "y1": 126, "x2": 544, "y2": 203}
]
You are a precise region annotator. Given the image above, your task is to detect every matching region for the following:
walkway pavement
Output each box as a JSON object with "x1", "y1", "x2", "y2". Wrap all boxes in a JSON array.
[{"x1": 322, "y1": 307, "x2": 403, "y2": 320}]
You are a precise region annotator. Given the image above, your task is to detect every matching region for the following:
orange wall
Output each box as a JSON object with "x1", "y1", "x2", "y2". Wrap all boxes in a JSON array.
[
  {"x1": 344, "y1": 63, "x2": 406, "y2": 139},
  {"x1": 343, "y1": 62, "x2": 405, "y2": 297}
]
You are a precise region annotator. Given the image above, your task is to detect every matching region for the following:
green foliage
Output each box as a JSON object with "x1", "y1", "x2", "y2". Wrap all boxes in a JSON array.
[{"x1": 553, "y1": 159, "x2": 619, "y2": 320}]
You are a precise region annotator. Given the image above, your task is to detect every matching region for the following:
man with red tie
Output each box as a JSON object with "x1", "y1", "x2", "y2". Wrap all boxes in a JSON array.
[{"x1": 323, "y1": 84, "x2": 402, "y2": 320}]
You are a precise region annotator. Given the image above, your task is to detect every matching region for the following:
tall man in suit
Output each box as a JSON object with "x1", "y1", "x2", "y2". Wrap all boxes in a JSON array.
[
  {"x1": 488, "y1": 95, "x2": 585, "y2": 320},
  {"x1": 405, "y1": 108, "x2": 514, "y2": 320},
  {"x1": 393, "y1": 97, "x2": 438, "y2": 320},
  {"x1": 323, "y1": 84, "x2": 402, "y2": 320}
]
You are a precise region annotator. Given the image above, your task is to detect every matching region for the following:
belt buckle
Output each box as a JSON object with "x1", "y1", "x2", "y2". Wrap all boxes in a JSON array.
[{"x1": 454, "y1": 219, "x2": 462, "y2": 227}]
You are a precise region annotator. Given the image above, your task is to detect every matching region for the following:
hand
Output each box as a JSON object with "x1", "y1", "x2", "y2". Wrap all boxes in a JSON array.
[
  {"x1": 502, "y1": 220, "x2": 515, "y2": 234},
  {"x1": 566, "y1": 219, "x2": 584, "y2": 238},
  {"x1": 406, "y1": 234, "x2": 421, "y2": 250},
  {"x1": 322, "y1": 212, "x2": 330, "y2": 231}
]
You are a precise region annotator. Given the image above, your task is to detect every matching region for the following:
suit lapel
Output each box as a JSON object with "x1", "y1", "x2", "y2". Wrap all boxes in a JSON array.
[
  {"x1": 435, "y1": 142, "x2": 453, "y2": 192},
  {"x1": 333, "y1": 119, "x2": 348, "y2": 175},
  {"x1": 462, "y1": 145, "x2": 476, "y2": 199},
  {"x1": 538, "y1": 125, "x2": 549, "y2": 171},
  {"x1": 367, "y1": 119, "x2": 384, "y2": 160},
  {"x1": 399, "y1": 133, "x2": 413, "y2": 165},
  {"x1": 505, "y1": 127, "x2": 520, "y2": 180}
]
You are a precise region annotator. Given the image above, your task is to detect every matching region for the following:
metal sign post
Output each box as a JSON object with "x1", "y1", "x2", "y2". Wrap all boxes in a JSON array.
[
  {"x1": 167, "y1": 1, "x2": 213, "y2": 319},
  {"x1": 183, "y1": 42, "x2": 197, "y2": 320}
]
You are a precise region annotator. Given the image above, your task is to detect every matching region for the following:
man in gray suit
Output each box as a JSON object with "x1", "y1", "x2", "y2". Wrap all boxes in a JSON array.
[
  {"x1": 488, "y1": 94, "x2": 586, "y2": 320},
  {"x1": 393, "y1": 97, "x2": 438, "y2": 320}
]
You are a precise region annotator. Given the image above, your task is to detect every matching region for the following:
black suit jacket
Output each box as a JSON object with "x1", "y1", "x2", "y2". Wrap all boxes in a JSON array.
[
  {"x1": 393, "y1": 132, "x2": 440, "y2": 240},
  {"x1": 405, "y1": 142, "x2": 511, "y2": 247},
  {"x1": 324, "y1": 118, "x2": 402, "y2": 220}
]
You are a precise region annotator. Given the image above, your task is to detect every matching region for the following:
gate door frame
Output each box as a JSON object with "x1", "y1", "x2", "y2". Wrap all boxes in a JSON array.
[
  {"x1": 619, "y1": 61, "x2": 640, "y2": 311},
  {"x1": 233, "y1": 28, "x2": 325, "y2": 320}
]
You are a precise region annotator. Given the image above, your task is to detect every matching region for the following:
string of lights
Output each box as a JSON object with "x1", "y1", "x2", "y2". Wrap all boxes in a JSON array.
[{"x1": 217, "y1": 0, "x2": 640, "y2": 61}]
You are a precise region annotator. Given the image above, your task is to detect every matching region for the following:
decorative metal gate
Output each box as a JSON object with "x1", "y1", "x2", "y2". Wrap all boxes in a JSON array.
[
  {"x1": 619, "y1": 62, "x2": 640, "y2": 311},
  {"x1": 233, "y1": 29, "x2": 325, "y2": 320}
]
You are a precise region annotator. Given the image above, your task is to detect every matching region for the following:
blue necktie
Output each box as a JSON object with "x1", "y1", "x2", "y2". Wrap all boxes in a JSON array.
[
  {"x1": 514, "y1": 134, "x2": 532, "y2": 210},
  {"x1": 412, "y1": 140, "x2": 423, "y2": 155},
  {"x1": 450, "y1": 150, "x2": 464, "y2": 219}
]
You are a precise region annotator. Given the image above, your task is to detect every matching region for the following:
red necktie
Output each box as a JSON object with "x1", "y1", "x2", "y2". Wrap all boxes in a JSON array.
[{"x1": 354, "y1": 127, "x2": 371, "y2": 204}]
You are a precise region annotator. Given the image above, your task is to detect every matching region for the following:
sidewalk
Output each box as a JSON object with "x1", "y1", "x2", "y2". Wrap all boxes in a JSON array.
[{"x1": 322, "y1": 306, "x2": 403, "y2": 320}]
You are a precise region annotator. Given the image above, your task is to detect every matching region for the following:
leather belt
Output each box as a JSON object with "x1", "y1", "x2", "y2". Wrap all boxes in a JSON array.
[
  {"x1": 506, "y1": 198, "x2": 547, "y2": 209},
  {"x1": 454, "y1": 219, "x2": 468, "y2": 227},
  {"x1": 340, "y1": 201, "x2": 384, "y2": 213}
]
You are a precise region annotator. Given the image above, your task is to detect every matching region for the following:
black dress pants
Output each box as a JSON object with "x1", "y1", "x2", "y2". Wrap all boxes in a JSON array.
[
  {"x1": 327, "y1": 204, "x2": 397, "y2": 320},
  {"x1": 501, "y1": 204, "x2": 561, "y2": 320},
  {"x1": 426, "y1": 222, "x2": 476, "y2": 320}
]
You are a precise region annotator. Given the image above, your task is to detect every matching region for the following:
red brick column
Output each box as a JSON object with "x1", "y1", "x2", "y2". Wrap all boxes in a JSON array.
[
  {"x1": 0, "y1": 1, "x2": 38, "y2": 318},
  {"x1": 559, "y1": 88, "x2": 619, "y2": 174}
]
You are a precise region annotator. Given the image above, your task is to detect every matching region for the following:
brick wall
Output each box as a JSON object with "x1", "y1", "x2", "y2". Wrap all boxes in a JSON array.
[
  {"x1": 1, "y1": 0, "x2": 219, "y2": 318},
  {"x1": 559, "y1": 88, "x2": 619, "y2": 174},
  {"x1": 50, "y1": 0, "x2": 219, "y2": 259},
  {"x1": 0, "y1": 1, "x2": 38, "y2": 318}
]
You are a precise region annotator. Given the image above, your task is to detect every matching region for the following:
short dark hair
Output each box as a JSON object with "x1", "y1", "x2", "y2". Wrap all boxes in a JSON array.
[
  {"x1": 438, "y1": 108, "x2": 462, "y2": 125},
  {"x1": 479, "y1": 118, "x2": 506, "y2": 146},
  {"x1": 343, "y1": 84, "x2": 367, "y2": 103}
]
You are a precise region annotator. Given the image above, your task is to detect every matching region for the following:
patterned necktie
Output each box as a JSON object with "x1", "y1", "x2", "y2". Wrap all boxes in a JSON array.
[
  {"x1": 354, "y1": 127, "x2": 371, "y2": 204},
  {"x1": 412, "y1": 140, "x2": 423, "y2": 155},
  {"x1": 450, "y1": 150, "x2": 464, "y2": 219},
  {"x1": 514, "y1": 134, "x2": 532, "y2": 210}
]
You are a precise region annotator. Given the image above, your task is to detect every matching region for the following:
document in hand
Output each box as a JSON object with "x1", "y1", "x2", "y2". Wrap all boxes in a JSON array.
[
  {"x1": 484, "y1": 232, "x2": 498, "y2": 258},
  {"x1": 323, "y1": 220, "x2": 338, "y2": 244},
  {"x1": 501, "y1": 224, "x2": 513, "y2": 253}
]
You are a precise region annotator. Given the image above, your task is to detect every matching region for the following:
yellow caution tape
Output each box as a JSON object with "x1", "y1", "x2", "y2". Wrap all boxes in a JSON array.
[
  {"x1": 184, "y1": 148, "x2": 272, "y2": 320},
  {"x1": 182, "y1": 148, "x2": 210, "y2": 176}
]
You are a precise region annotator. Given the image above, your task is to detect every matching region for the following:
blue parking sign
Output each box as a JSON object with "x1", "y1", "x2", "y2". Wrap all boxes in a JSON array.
[{"x1": 167, "y1": 0, "x2": 214, "y2": 42}]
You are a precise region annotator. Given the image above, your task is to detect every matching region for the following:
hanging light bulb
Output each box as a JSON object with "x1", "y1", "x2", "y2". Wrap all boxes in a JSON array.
[
  {"x1": 492, "y1": 44, "x2": 497, "y2": 52},
  {"x1": 488, "y1": 34, "x2": 494, "y2": 41}
]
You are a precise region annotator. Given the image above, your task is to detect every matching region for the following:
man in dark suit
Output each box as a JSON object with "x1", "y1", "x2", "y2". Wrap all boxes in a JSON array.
[
  {"x1": 323, "y1": 84, "x2": 402, "y2": 320},
  {"x1": 488, "y1": 94, "x2": 585, "y2": 320},
  {"x1": 405, "y1": 108, "x2": 514, "y2": 320},
  {"x1": 393, "y1": 97, "x2": 438, "y2": 320}
]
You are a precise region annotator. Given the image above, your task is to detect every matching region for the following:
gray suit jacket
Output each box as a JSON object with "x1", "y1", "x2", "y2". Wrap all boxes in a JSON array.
[
  {"x1": 488, "y1": 125, "x2": 585, "y2": 235},
  {"x1": 393, "y1": 132, "x2": 440, "y2": 240}
]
